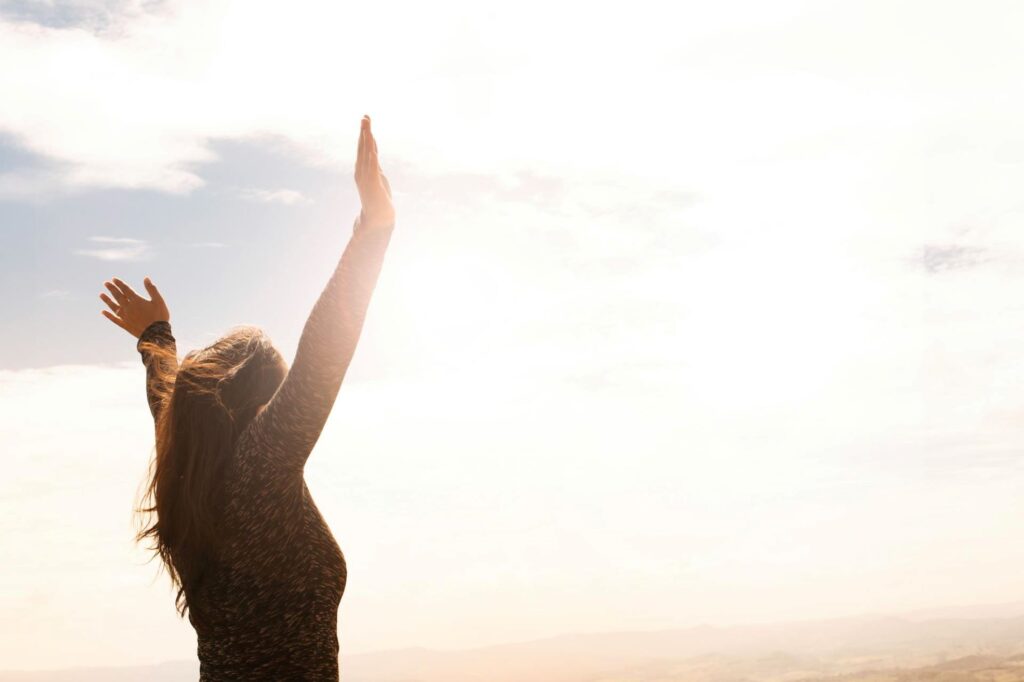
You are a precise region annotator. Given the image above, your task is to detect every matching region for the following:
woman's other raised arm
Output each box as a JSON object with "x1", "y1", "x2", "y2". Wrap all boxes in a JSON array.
[
  {"x1": 245, "y1": 115, "x2": 396, "y2": 473},
  {"x1": 99, "y1": 276, "x2": 176, "y2": 425}
]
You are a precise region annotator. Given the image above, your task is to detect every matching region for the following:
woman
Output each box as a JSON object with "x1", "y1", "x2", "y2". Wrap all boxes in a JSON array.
[{"x1": 99, "y1": 115, "x2": 395, "y2": 681}]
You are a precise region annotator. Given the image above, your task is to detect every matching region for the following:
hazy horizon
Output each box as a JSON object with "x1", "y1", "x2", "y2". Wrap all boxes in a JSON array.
[
  {"x1": 8, "y1": 603, "x2": 1024, "y2": 681},
  {"x1": 3, "y1": 0, "x2": 1024, "y2": 673}
]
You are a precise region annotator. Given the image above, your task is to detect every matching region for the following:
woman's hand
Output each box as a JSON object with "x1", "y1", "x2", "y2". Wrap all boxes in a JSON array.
[
  {"x1": 99, "y1": 276, "x2": 170, "y2": 338},
  {"x1": 355, "y1": 114, "x2": 395, "y2": 230}
]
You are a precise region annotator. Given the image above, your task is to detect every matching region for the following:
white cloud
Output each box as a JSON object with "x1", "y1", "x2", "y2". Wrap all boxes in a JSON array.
[
  {"x1": 0, "y1": 168, "x2": 69, "y2": 200},
  {"x1": 236, "y1": 187, "x2": 308, "y2": 205},
  {"x1": 75, "y1": 235, "x2": 151, "y2": 261},
  {"x1": 0, "y1": 0, "x2": 1018, "y2": 201},
  {"x1": 0, "y1": 0, "x2": 165, "y2": 31}
]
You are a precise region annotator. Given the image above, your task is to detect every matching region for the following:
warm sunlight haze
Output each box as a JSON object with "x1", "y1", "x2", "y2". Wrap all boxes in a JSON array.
[{"x1": 2, "y1": 0, "x2": 1024, "y2": 680}]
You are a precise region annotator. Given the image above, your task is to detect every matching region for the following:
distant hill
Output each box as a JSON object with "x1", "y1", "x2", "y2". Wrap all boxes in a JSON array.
[
  {"x1": 6, "y1": 609, "x2": 1024, "y2": 682},
  {"x1": 0, "y1": 661, "x2": 196, "y2": 682},
  {"x1": 584, "y1": 651, "x2": 1024, "y2": 682}
]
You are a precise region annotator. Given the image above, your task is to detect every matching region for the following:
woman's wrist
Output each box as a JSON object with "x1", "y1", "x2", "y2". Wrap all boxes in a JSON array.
[
  {"x1": 356, "y1": 210, "x2": 395, "y2": 234},
  {"x1": 137, "y1": 319, "x2": 173, "y2": 348}
]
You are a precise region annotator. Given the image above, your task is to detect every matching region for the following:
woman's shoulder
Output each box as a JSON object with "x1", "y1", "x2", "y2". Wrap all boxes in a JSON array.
[{"x1": 228, "y1": 423, "x2": 304, "y2": 499}]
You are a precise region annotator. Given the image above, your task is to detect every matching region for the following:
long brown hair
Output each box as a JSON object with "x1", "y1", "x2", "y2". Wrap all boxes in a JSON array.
[{"x1": 135, "y1": 325, "x2": 287, "y2": 622}]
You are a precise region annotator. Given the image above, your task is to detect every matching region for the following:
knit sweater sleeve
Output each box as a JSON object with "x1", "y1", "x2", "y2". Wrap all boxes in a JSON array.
[
  {"x1": 245, "y1": 215, "x2": 395, "y2": 473},
  {"x1": 136, "y1": 320, "x2": 178, "y2": 425}
]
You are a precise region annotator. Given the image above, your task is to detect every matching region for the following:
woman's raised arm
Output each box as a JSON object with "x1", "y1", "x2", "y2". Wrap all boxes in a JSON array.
[
  {"x1": 99, "y1": 276, "x2": 176, "y2": 425},
  {"x1": 245, "y1": 115, "x2": 396, "y2": 473},
  {"x1": 137, "y1": 320, "x2": 178, "y2": 423}
]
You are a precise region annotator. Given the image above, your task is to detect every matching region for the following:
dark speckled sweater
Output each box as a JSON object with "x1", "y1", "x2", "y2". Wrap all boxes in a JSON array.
[{"x1": 137, "y1": 215, "x2": 394, "y2": 681}]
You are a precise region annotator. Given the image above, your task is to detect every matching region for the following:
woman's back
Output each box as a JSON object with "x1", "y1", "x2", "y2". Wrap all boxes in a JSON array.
[{"x1": 188, "y1": 423, "x2": 348, "y2": 680}]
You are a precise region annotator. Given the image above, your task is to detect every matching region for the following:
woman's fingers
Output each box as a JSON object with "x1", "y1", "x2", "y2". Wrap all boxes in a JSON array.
[
  {"x1": 105, "y1": 280, "x2": 128, "y2": 304},
  {"x1": 356, "y1": 116, "x2": 367, "y2": 178},
  {"x1": 100, "y1": 292, "x2": 120, "y2": 313},
  {"x1": 362, "y1": 115, "x2": 375, "y2": 179},
  {"x1": 101, "y1": 309, "x2": 130, "y2": 333},
  {"x1": 368, "y1": 122, "x2": 379, "y2": 170},
  {"x1": 362, "y1": 117, "x2": 387, "y2": 194},
  {"x1": 143, "y1": 277, "x2": 164, "y2": 304},
  {"x1": 112, "y1": 277, "x2": 141, "y2": 300},
  {"x1": 352, "y1": 114, "x2": 393, "y2": 226}
]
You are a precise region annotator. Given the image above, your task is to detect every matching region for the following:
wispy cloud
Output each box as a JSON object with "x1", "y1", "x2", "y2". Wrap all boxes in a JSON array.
[
  {"x1": 75, "y1": 236, "x2": 151, "y2": 261},
  {"x1": 186, "y1": 241, "x2": 227, "y2": 248},
  {"x1": 915, "y1": 244, "x2": 990, "y2": 274},
  {"x1": 0, "y1": 0, "x2": 168, "y2": 32},
  {"x1": 0, "y1": 169, "x2": 68, "y2": 201},
  {"x1": 237, "y1": 187, "x2": 310, "y2": 206},
  {"x1": 39, "y1": 289, "x2": 72, "y2": 299},
  {"x1": 652, "y1": 188, "x2": 701, "y2": 207}
]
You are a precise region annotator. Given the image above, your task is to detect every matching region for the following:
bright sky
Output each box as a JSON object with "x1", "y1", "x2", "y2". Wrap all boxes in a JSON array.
[{"x1": 3, "y1": 0, "x2": 1024, "y2": 671}]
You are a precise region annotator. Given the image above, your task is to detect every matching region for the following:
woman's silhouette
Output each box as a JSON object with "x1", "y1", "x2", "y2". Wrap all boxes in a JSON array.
[{"x1": 99, "y1": 115, "x2": 395, "y2": 680}]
